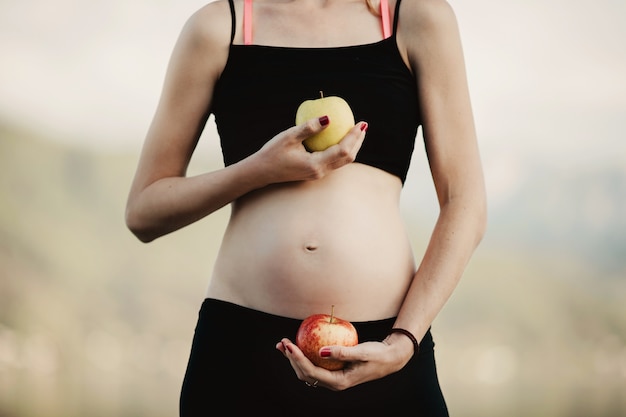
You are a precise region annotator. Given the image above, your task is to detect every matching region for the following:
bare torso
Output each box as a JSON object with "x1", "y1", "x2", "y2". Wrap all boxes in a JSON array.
[{"x1": 206, "y1": 163, "x2": 416, "y2": 321}]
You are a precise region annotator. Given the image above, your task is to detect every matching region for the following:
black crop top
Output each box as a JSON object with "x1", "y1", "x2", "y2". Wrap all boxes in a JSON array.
[{"x1": 212, "y1": 0, "x2": 421, "y2": 184}]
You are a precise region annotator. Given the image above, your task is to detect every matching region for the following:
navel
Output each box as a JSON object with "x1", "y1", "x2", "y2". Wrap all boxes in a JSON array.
[{"x1": 304, "y1": 242, "x2": 319, "y2": 252}]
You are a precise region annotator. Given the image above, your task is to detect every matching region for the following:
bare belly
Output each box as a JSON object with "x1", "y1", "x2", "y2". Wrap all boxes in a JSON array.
[{"x1": 206, "y1": 164, "x2": 416, "y2": 321}]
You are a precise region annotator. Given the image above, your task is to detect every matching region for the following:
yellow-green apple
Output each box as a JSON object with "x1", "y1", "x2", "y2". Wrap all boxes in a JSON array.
[
  {"x1": 295, "y1": 306, "x2": 358, "y2": 370},
  {"x1": 295, "y1": 92, "x2": 355, "y2": 152}
]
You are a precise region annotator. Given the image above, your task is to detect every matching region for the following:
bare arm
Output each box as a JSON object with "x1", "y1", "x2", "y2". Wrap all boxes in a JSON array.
[
  {"x1": 388, "y1": 0, "x2": 487, "y2": 352},
  {"x1": 125, "y1": 2, "x2": 367, "y2": 243},
  {"x1": 125, "y1": 3, "x2": 235, "y2": 242},
  {"x1": 276, "y1": 0, "x2": 487, "y2": 390}
]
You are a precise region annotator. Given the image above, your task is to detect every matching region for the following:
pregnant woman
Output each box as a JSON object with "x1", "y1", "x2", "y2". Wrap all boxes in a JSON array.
[{"x1": 125, "y1": 0, "x2": 486, "y2": 415}]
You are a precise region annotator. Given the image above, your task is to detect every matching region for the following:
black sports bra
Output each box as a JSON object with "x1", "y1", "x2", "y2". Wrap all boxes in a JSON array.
[{"x1": 212, "y1": 0, "x2": 421, "y2": 184}]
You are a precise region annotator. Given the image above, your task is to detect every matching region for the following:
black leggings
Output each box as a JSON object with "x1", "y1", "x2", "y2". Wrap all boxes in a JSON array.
[{"x1": 180, "y1": 298, "x2": 449, "y2": 416}]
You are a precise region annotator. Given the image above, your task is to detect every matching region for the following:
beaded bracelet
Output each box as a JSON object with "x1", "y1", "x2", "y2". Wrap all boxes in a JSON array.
[{"x1": 389, "y1": 328, "x2": 420, "y2": 355}]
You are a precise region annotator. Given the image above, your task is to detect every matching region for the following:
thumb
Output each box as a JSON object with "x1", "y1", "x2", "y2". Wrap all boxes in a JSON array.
[
  {"x1": 295, "y1": 115, "x2": 330, "y2": 140},
  {"x1": 319, "y1": 344, "x2": 358, "y2": 363}
]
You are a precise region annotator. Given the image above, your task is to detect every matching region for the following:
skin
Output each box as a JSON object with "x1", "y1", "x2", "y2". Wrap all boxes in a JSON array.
[{"x1": 126, "y1": 0, "x2": 486, "y2": 393}]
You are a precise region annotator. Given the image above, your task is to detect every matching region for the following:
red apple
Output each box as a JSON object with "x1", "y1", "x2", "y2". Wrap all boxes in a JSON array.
[{"x1": 295, "y1": 306, "x2": 358, "y2": 371}]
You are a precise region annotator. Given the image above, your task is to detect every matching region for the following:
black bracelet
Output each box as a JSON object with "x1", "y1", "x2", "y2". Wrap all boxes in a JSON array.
[{"x1": 389, "y1": 328, "x2": 420, "y2": 355}]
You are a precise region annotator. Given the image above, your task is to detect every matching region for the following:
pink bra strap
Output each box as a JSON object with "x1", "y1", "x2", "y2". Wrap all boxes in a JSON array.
[
  {"x1": 380, "y1": 0, "x2": 391, "y2": 39},
  {"x1": 244, "y1": 0, "x2": 253, "y2": 45},
  {"x1": 243, "y1": 0, "x2": 391, "y2": 44}
]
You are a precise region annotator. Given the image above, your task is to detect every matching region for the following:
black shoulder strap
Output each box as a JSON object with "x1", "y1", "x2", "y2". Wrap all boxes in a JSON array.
[
  {"x1": 393, "y1": 0, "x2": 402, "y2": 35},
  {"x1": 228, "y1": 0, "x2": 236, "y2": 44}
]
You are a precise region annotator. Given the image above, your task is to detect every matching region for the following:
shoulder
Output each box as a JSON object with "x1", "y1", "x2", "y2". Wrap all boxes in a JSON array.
[
  {"x1": 397, "y1": 0, "x2": 458, "y2": 38},
  {"x1": 178, "y1": 0, "x2": 234, "y2": 51},
  {"x1": 166, "y1": 0, "x2": 234, "y2": 78},
  {"x1": 396, "y1": 0, "x2": 463, "y2": 68}
]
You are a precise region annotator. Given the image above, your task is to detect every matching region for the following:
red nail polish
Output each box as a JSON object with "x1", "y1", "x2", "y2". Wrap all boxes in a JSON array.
[
  {"x1": 360, "y1": 122, "x2": 368, "y2": 132},
  {"x1": 284, "y1": 343, "x2": 293, "y2": 354},
  {"x1": 319, "y1": 115, "x2": 330, "y2": 126},
  {"x1": 320, "y1": 347, "x2": 331, "y2": 357}
]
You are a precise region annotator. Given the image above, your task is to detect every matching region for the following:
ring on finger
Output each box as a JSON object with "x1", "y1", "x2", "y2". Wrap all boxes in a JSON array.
[{"x1": 305, "y1": 380, "x2": 319, "y2": 388}]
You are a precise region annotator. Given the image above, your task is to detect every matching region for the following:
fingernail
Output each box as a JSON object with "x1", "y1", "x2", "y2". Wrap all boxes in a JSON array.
[
  {"x1": 360, "y1": 122, "x2": 368, "y2": 132},
  {"x1": 320, "y1": 347, "x2": 332, "y2": 357},
  {"x1": 319, "y1": 115, "x2": 330, "y2": 126},
  {"x1": 284, "y1": 342, "x2": 293, "y2": 354}
]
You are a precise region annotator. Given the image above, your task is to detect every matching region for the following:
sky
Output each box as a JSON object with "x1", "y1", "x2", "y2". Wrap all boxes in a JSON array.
[{"x1": 1, "y1": 0, "x2": 625, "y2": 203}]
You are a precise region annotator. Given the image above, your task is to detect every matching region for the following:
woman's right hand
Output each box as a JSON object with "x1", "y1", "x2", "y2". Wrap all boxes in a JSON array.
[
  {"x1": 126, "y1": 115, "x2": 366, "y2": 242},
  {"x1": 253, "y1": 116, "x2": 368, "y2": 185}
]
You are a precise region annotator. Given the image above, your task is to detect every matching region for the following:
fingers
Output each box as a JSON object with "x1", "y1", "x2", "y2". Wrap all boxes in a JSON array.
[
  {"x1": 257, "y1": 116, "x2": 368, "y2": 184},
  {"x1": 338, "y1": 121, "x2": 368, "y2": 156},
  {"x1": 277, "y1": 339, "x2": 324, "y2": 386},
  {"x1": 294, "y1": 115, "x2": 331, "y2": 142},
  {"x1": 312, "y1": 121, "x2": 368, "y2": 170},
  {"x1": 277, "y1": 340, "x2": 399, "y2": 391},
  {"x1": 278, "y1": 339, "x2": 307, "y2": 364},
  {"x1": 277, "y1": 340, "x2": 324, "y2": 372},
  {"x1": 277, "y1": 338, "x2": 361, "y2": 370},
  {"x1": 295, "y1": 115, "x2": 367, "y2": 151}
]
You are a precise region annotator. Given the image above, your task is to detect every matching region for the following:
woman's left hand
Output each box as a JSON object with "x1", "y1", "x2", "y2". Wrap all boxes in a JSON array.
[{"x1": 275, "y1": 333, "x2": 414, "y2": 391}]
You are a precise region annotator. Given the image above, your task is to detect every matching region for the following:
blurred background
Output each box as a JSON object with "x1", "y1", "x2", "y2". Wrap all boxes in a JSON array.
[{"x1": 1, "y1": 0, "x2": 625, "y2": 416}]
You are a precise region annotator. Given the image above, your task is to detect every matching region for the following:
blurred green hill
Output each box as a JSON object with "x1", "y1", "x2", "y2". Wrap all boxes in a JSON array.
[{"x1": 1, "y1": 123, "x2": 625, "y2": 417}]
